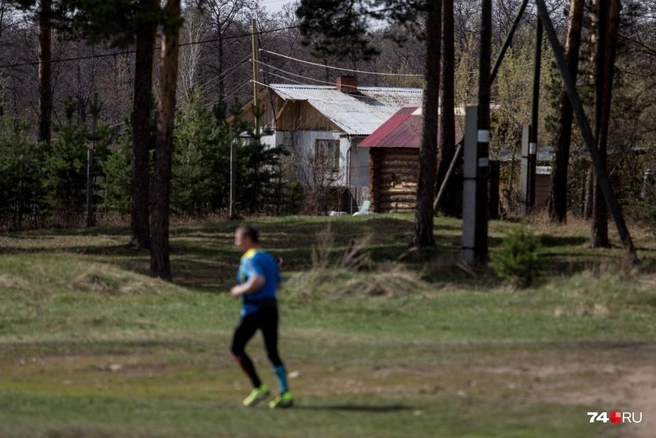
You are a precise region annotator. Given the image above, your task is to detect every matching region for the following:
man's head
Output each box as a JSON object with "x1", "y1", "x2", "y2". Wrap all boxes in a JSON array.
[{"x1": 234, "y1": 225, "x2": 259, "y2": 253}]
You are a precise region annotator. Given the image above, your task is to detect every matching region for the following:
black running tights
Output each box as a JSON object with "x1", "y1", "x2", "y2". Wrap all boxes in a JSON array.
[{"x1": 230, "y1": 306, "x2": 283, "y2": 388}]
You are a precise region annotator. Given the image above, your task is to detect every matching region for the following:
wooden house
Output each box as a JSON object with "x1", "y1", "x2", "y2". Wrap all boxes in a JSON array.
[
  {"x1": 361, "y1": 104, "x2": 559, "y2": 214},
  {"x1": 359, "y1": 105, "x2": 465, "y2": 213},
  {"x1": 237, "y1": 76, "x2": 422, "y2": 210},
  {"x1": 359, "y1": 106, "x2": 422, "y2": 213}
]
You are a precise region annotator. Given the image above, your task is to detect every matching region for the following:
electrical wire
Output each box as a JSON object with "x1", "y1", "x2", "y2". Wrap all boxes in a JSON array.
[
  {"x1": 196, "y1": 56, "x2": 250, "y2": 92},
  {"x1": 266, "y1": 72, "x2": 308, "y2": 85},
  {"x1": 257, "y1": 60, "x2": 336, "y2": 85},
  {"x1": 0, "y1": 24, "x2": 302, "y2": 70},
  {"x1": 208, "y1": 79, "x2": 252, "y2": 107},
  {"x1": 260, "y1": 49, "x2": 422, "y2": 77},
  {"x1": 0, "y1": 4, "x2": 416, "y2": 71}
]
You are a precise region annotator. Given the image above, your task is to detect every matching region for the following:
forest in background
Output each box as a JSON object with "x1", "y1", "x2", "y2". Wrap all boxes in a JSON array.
[{"x1": 0, "y1": 0, "x2": 655, "y2": 276}]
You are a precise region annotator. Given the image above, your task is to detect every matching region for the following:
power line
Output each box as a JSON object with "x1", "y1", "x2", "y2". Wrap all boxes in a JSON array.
[
  {"x1": 261, "y1": 49, "x2": 423, "y2": 77},
  {"x1": 266, "y1": 71, "x2": 308, "y2": 85},
  {"x1": 197, "y1": 56, "x2": 250, "y2": 92},
  {"x1": 0, "y1": 24, "x2": 302, "y2": 70},
  {"x1": 0, "y1": 2, "x2": 418, "y2": 71},
  {"x1": 208, "y1": 79, "x2": 252, "y2": 107},
  {"x1": 0, "y1": 5, "x2": 415, "y2": 72},
  {"x1": 257, "y1": 60, "x2": 336, "y2": 85}
]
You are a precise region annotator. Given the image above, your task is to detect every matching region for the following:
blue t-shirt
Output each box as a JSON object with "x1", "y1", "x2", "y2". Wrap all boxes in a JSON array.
[{"x1": 237, "y1": 248, "x2": 281, "y2": 316}]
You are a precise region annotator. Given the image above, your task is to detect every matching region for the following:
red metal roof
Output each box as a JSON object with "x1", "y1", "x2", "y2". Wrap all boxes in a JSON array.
[
  {"x1": 359, "y1": 105, "x2": 421, "y2": 148},
  {"x1": 359, "y1": 104, "x2": 468, "y2": 148}
]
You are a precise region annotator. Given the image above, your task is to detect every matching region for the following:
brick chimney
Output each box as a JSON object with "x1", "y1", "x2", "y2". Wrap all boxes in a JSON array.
[{"x1": 336, "y1": 75, "x2": 358, "y2": 93}]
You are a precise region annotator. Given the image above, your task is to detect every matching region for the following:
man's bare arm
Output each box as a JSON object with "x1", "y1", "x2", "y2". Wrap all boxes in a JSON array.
[{"x1": 231, "y1": 275, "x2": 265, "y2": 298}]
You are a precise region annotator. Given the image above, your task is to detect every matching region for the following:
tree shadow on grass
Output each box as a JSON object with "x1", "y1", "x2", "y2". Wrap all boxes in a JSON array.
[
  {"x1": 539, "y1": 234, "x2": 589, "y2": 247},
  {"x1": 294, "y1": 403, "x2": 412, "y2": 413}
]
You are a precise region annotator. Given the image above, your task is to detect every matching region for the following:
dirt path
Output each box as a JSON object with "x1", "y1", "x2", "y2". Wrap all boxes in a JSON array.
[
  {"x1": 623, "y1": 366, "x2": 656, "y2": 438},
  {"x1": 468, "y1": 344, "x2": 656, "y2": 438}
]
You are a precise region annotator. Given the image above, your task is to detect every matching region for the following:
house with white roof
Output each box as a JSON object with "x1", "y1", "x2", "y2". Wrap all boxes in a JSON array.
[{"x1": 238, "y1": 76, "x2": 423, "y2": 210}]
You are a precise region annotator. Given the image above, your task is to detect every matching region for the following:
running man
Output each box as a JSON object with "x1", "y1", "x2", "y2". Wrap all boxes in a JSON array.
[{"x1": 230, "y1": 225, "x2": 293, "y2": 408}]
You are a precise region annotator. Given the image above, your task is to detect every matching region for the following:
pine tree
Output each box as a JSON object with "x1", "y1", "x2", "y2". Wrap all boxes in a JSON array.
[
  {"x1": 548, "y1": 0, "x2": 585, "y2": 224},
  {"x1": 150, "y1": 0, "x2": 182, "y2": 281}
]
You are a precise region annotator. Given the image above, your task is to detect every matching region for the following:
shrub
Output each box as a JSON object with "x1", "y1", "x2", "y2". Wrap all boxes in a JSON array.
[
  {"x1": 100, "y1": 125, "x2": 133, "y2": 215},
  {"x1": 490, "y1": 226, "x2": 541, "y2": 288},
  {"x1": 0, "y1": 119, "x2": 49, "y2": 229}
]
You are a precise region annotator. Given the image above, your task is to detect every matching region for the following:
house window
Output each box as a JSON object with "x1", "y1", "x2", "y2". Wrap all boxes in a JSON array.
[{"x1": 315, "y1": 139, "x2": 340, "y2": 171}]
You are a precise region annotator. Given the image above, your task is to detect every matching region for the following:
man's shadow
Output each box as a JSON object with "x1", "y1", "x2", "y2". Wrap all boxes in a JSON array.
[{"x1": 293, "y1": 403, "x2": 412, "y2": 413}]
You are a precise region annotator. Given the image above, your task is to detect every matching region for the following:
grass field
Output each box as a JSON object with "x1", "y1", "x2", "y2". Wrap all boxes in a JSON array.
[{"x1": 1, "y1": 215, "x2": 655, "y2": 437}]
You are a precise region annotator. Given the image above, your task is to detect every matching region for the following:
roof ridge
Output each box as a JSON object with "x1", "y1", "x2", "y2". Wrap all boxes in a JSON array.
[{"x1": 270, "y1": 83, "x2": 422, "y2": 91}]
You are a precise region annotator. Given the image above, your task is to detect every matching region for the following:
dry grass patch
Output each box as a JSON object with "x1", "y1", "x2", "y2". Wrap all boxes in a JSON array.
[
  {"x1": 283, "y1": 263, "x2": 433, "y2": 302},
  {"x1": 0, "y1": 273, "x2": 28, "y2": 290},
  {"x1": 70, "y1": 265, "x2": 175, "y2": 296}
]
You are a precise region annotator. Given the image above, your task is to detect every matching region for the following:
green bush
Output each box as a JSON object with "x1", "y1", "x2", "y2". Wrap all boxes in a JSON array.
[
  {"x1": 490, "y1": 226, "x2": 541, "y2": 288},
  {"x1": 100, "y1": 125, "x2": 133, "y2": 215},
  {"x1": 0, "y1": 119, "x2": 49, "y2": 229},
  {"x1": 48, "y1": 97, "x2": 113, "y2": 225}
]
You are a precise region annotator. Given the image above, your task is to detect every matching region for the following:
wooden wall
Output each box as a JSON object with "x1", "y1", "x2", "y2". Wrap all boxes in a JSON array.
[
  {"x1": 370, "y1": 148, "x2": 419, "y2": 213},
  {"x1": 535, "y1": 174, "x2": 550, "y2": 210},
  {"x1": 237, "y1": 92, "x2": 341, "y2": 132}
]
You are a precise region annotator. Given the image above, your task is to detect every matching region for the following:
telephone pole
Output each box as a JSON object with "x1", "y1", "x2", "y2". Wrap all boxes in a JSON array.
[
  {"x1": 251, "y1": 19, "x2": 260, "y2": 140},
  {"x1": 475, "y1": 0, "x2": 492, "y2": 265}
]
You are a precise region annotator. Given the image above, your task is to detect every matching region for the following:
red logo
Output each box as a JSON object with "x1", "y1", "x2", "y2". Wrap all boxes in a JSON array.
[{"x1": 588, "y1": 411, "x2": 643, "y2": 424}]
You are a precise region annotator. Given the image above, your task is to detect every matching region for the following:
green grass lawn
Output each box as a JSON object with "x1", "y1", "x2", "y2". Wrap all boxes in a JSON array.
[{"x1": 1, "y1": 215, "x2": 655, "y2": 437}]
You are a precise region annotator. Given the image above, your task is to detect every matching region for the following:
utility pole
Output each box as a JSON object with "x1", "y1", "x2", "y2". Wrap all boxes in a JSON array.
[
  {"x1": 519, "y1": 124, "x2": 531, "y2": 212},
  {"x1": 87, "y1": 94, "x2": 101, "y2": 228},
  {"x1": 462, "y1": 106, "x2": 479, "y2": 265},
  {"x1": 474, "y1": 0, "x2": 492, "y2": 265},
  {"x1": 229, "y1": 141, "x2": 237, "y2": 220},
  {"x1": 251, "y1": 18, "x2": 260, "y2": 141},
  {"x1": 528, "y1": 18, "x2": 543, "y2": 212},
  {"x1": 535, "y1": 0, "x2": 637, "y2": 264},
  {"x1": 491, "y1": 0, "x2": 530, "y2": 84},
  {"x1": 86, "y1": 141, "x2": 94, "y2": 227}
]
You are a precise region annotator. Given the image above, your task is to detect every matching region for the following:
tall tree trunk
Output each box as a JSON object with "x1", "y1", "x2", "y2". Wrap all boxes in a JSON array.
[
  {"x1": 548, "y1": 0, "x2": 584, "y2": 223},
  {"x1": 437, "y1": 0, "x2": 457, "y2": 217},
  {"x1": 590, "y1": 0, "x2": 608, "y2": 247},
  {"x1": 590, "y1": 0, "x2": 621, "y2": 248},
  {"x1": 151, "y1": 0, "x2": 181, "y2": 280},
  {"x1": 218, "y1": 32, "x2": 225, "y2": 100},
  {"x1": 38, "y1": 0, "x2": 52, "y2": 145},
  {"x1": 130, "y1": 0, "x2": 158, "y2": 249},
  {"x1": 414, "y1": 0, "x2": 442, "y2": 247},
  {"x1": 584, "y1": 166, "x2": 593, "y2": 220},
  {"x1": 591, "y1": 0, "x2": 621, "y2": 247}
]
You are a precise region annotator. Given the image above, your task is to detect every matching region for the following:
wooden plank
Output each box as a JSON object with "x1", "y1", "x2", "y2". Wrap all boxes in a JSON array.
[
  {"x1": 380, "y1": 153, "x2": 419, "y2": 160},
  {"x1": 380, "y1": 202, "x2": 416, "y2": 208},
  {"x1": 378, "y1": 169, "x2": 419, "y2": 177},
  {"x1": 380, "y1": 203, "x2": 416, "y2": 211},
  {"x1": 379, "y1": 161, "x2": 418, "y2": 168},
  {"x1": 370, "y1": 149, "x2": 381, "y2": 213},
  {"x1": 380, "y1": 187, "x2": 417, "y2": 194},
  {"x1": 380, "y1": 161, "x2": 416, "y2": 167},
  {"x1": 380, "y1": 195, "x2": 417, "y2": 202}
]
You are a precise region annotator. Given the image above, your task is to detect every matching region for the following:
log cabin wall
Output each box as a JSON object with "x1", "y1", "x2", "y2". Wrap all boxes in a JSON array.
[{"x1": 370, "y1": 147, "x2": 419, "y2": 213}]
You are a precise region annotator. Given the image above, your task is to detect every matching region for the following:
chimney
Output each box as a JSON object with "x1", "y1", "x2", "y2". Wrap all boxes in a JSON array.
[{"x1": 336, "y1": 75, "x2": 358, "y2": 93}]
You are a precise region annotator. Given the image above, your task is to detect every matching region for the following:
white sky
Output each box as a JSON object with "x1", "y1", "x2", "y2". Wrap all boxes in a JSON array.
[{"x1": 261, "y1": 0, "x2": 294, "y2": 14}]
